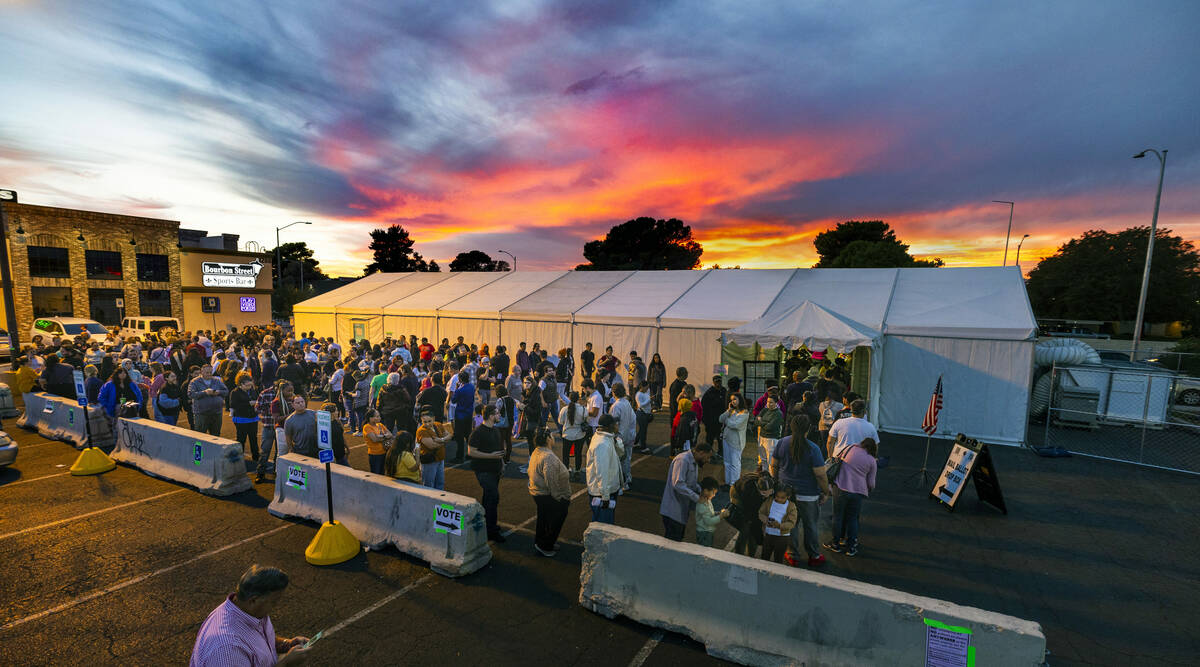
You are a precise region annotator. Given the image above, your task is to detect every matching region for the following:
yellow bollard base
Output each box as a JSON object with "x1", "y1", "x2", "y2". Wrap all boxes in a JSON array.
[
  {"x1": 70, "y1": 447, "x2": 116, "y2": 476},
  {"x1": 305, "y1": 520, "x2": 360, "y2": 566}
]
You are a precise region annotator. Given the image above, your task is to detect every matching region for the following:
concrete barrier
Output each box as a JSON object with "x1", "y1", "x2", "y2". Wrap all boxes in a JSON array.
[
  {"x1": 17, "y1": 392, "x2": 113, "y2": 448},
  {"x1": 580, "y1": 524, "x2": 1046, "y2": 666},
  {"x1": 110, "y1": 417, "x2": 253, "y2": 496},
  {"x1": 268, "y1": 453, "x2": 492, "y2": 577}
]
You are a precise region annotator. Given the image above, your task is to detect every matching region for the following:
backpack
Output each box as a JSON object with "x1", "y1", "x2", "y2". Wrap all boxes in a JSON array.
[
  {"x1": 821, "y1": 401, "x2": 842, "y2": 429},
  {"x1": 674, "y1": 411, "x2": 699, "y2": 449},
  {"x1": 495, "y1": 396, "x2": 512, "y2": 429}
]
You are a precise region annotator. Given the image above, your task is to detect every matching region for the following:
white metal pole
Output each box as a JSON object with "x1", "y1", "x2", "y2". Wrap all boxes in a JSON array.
[{"x1": 1130, "y1": 149, "x2": 1167, "y2": 362}]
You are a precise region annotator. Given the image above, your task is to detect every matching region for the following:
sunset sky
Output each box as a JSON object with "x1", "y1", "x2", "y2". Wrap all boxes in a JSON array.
[{"x1": 1, "y1": 1, "x2": 1197, "y2": 277}]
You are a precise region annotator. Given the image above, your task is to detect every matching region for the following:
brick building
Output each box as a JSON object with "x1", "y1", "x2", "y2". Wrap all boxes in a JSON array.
[{"x1": 0, "y1": 200, "x2": 271, "y2": 344}]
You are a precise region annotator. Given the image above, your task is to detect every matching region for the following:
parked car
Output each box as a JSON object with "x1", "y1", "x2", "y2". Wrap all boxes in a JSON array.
[
  {"x1": 0, "y1": 431, "x2": 16, "y2": 467},
  {"x1": 0, "y1": 329, "x2": 11, "y2": 359},
  {"x1": 1174, "y1": 377, "x2": 1200, "y2": 407},
  {"x1": 28, "y1": 317, "x2": 109, "y2": 345},
  {"x1": 120, "y1": 316, "x2": 180, "y2": 342}
]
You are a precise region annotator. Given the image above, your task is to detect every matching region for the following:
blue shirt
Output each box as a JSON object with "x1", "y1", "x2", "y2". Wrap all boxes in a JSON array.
[
  {"x1": 452, "y1": 383, "x2": 475, "y2": 421},
  {"x1": 773, "y1": 436, "x2": 824, "y2": 497}
]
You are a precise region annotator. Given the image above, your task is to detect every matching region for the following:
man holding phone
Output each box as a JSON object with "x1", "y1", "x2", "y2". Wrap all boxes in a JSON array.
[{"x1": 191, "y1": 564, "x2": 312, "y2": 665}]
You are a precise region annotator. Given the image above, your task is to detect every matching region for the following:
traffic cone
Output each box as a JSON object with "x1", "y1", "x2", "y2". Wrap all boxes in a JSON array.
[
  {"x1": 70, "y1": 447, "x2": 116, "y2": 476},
  {"x1": 305, "y1": 520, "x2": 359, "y2": 565}
]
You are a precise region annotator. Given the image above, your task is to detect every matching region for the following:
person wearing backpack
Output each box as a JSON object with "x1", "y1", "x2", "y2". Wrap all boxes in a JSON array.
[
  {"x1": 494, "y1": 386, "x2": 516, "y2": 464},
  {"x1": 818, "y1": 388, "x2": 844, "y2": 458},
  {"x1": 671, "y1": 398, "x2": 700, "y2": 456}
]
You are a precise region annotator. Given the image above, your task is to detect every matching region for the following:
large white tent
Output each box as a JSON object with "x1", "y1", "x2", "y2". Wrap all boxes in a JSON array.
[{"x1": 294, "y1": 267, "x2": 1036, "y2": 445}]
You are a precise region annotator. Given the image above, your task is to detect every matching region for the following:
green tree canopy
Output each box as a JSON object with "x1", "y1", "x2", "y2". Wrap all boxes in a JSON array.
[
  {"x1": 1026, "y1": 227, "x2": 1200, "y2": 323},
  {"x1": 812, "y1": 220, "x2": 943, "y2": 268},
  {"x1": 448, "y1": 250, "x2": 510, "y2": 272},
  {"x1": 575, "y1": 217, "x2": 703, "y2": 270},
  {"x1": 364, "y1": 224, "x2": 438, "y2": 274},
  {"x1": 268, "y1": 241, "x2": 328, "y2": 289}
]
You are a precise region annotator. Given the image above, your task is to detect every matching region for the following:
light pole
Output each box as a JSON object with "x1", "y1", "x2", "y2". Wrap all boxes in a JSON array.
[
  {"x1": 1015, "y1": 234, "x2": 1030, "y2": 268},
  {"x1": 0, "y1": 189, "x2": 23, "y2": 367},
  {"x1": 1130, "y1": 148, "x2": 1168, "y2": 362},
  {"x1": 275, "y1": 221, "x2": 312, "y2": 291},
  {"x1": 993, "y1": 200, "x2": 1015, "y2": 266},
  {"x1": 497, "y1": 249, "x2": 516, "y2": 271}
]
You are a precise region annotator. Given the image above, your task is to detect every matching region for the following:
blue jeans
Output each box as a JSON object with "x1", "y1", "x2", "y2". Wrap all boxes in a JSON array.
[
  {"x1": 421, "y1": 459, "x2": 445, "y2": 490},
  {"x1": 256, "y1": 425, "x2": 277, "y2": 476},
  {"x1": 369, "y1": 453, "x2": 385, "y2": 475},
  {"x1": 833, "y1": 491, "x2": 866, "y2": 546},
  {"x1": 155, "y1": 414, "x2": 178, "y2": 426},
  {"x1": 475, "y1": 470, "x2": 500, "y2": 535},
  {"x1": 590, "y1": 497, "x2": 616, "y2": 524},
  {"x1": 788, "y1": 498, "x2": 822, "y2": 559}
]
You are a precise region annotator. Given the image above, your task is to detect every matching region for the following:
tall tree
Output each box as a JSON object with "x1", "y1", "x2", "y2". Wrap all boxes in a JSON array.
[
  {"x1": 448, "y1": 250, "x2": 510, "y2": 272},
  {"x1": 268, "y1": 241, "x2": 328, "y2": 290},
  {"x1": 575, "y1": 217, "x2": 703, "y2": 270},
  {"x1": 812, "y1": 220, "x2": 943, "y2": 268},
  {"x1": 1027, "y1": 227, "x2": 1200, "y2": 323},
  {"x1": 364, "y1": 224, "x2": 438, "y2": 274}
]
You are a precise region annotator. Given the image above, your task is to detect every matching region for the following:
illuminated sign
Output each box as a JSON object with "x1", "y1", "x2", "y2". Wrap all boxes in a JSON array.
[
  {"x1": 0, "y1": 189, "x2": 16, "y2": 203},
  {"x1": 201, "y1": 259, "x2": 263, "y2": 288},
  {"x1": 240, "y1": 297, "x2": 257, "y2": 312}
]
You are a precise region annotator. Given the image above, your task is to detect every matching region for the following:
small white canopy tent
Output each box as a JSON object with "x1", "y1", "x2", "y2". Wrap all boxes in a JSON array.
[{"x1": 723, "y1": 300, "x2": 879, "y2": 352}]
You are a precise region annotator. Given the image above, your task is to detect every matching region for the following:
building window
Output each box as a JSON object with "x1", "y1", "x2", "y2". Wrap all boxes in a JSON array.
[
  {"x1": 89, "y1": 288, "x2": 125, "y2": 325},
  {"x1": 31, "y1": 286, "x2": 73, "y2": 317},
  {"x1": 85, "y1": 250, "x2": 124, "y2": 279},
  {"x1": 139, "y1": 289, "x2": 171, "y2": 317},
  {"x1": 27, "y1": 246, "x2": 71, "y2": 278},
  {"x1": 136, "y1": 253, "x2": 169, "y2": 282}
]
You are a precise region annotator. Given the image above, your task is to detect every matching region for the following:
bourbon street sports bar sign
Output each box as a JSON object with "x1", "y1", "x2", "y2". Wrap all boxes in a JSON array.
[{"x1": 201, "y1": 259, "x2": 264, "y2": 288}]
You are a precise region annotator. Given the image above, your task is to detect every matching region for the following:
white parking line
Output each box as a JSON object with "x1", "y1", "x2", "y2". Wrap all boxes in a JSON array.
[
  {"x1": 321, "y1": 573, "x2": 436, "y2": 639},
  {"x1": 1, "y1": 523, "x2": 295, "y2": 631},
  {"x1": 0, "y1": 471, "x2": 72, "y2": 489},
  {"x1": 0, "y1": 489, "x2": 186, "y2": 541},
  {"x1": 628, "y1": 630, "x2": 665, "y2": 667}
]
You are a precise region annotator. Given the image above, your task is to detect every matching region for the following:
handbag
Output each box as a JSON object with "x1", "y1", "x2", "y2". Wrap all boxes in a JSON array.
[{"x1": 825, "y1": 444, "x2": 854, "y2": 484}]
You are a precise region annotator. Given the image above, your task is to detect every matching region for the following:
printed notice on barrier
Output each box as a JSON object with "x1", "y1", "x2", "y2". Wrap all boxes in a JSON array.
[
  {"x1": 43, "y1": 401, "x2": 54, "y2": 414},
  {"x1": 725, "y1": 564, "x2": 758, "y2": 595},
  {"x1": 925, "y1": 618, "x2": 973, "y2": 667},
  {"x1": 434, "y1": 504, "x2": 462, "y2": 535},
  {"x1": 286, "y1": 466, "x2": 307, "y2": 490}
]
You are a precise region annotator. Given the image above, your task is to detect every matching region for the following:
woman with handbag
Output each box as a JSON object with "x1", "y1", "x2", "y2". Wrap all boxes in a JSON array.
[
  {"x1": 825, "y1": 437, "x2": 878, "y2": 557},
  {"x1": 724, "y1": 471, "x2": 772, "y2": 557}
]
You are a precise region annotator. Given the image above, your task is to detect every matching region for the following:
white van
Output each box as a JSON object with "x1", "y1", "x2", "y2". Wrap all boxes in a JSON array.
[
  {"x1": 29, "y1": 317, "x2": 109, "y2": 344},
  {"x1": 121, "y1": 316, "x2": 181, "y2": 341}
]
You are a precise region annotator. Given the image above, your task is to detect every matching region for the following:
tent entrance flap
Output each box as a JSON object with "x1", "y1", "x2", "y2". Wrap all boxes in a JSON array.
[{"x1": 722, "y1": 300, "x2": 879, "y2": 352}]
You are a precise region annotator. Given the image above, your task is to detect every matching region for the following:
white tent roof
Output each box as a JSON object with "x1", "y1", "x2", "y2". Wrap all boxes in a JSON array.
[
  {"x1": 573, "y1": 270, "x2": 706, "y2": 326},
  {"x1": 438, "y1": 271, "x2": 568, "y2": 319},
  {"x1": 885, "y1": 267, "x2": 1035, "y2": 340},
  {"x1": 659, "y1": 269, "x2": 796, "y2": 329},
  {"x1": 504, "y1": 271, "x2": 634, "y2": 322},
  {"x1": 723, "y1": 300, "x2": 880, "y2": 352},
  {"x1": 382, "y1": 272, "x2": 508, "y2": 316},
  {"x1": 296, "y1": 267, "x2": 1035, "y2": 341},
  {"x1": 292, "y1": 272, "x2": 398, "y2": 312}
]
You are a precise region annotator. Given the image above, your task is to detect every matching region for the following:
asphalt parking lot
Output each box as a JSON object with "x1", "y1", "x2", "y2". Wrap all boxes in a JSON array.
[{"x1": 2, "y1": 402, "x2": 1197, "y2": 666}]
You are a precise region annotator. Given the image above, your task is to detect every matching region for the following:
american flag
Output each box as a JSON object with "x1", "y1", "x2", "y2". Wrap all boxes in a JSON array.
[{"x1": 922, "y1": 376, "x2": 943, "y2": 435}]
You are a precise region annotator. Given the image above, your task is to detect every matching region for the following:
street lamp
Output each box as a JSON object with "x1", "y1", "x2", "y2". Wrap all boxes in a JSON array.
[
  {"x1": 1015, "y1": 234, "x2": 1030, "y2": 268},
  {"x1": 497, "y1": 249, "x2": 516, "y2": 271},
  {"x1": 0, "y1": 189, "x2": 22, "y2": 367},
  {"x1": 993, "y1": 200, "x2": 1015, "y2": 266},
  {"x1": 1130, "y1": 148, "x2": 1168, "y2": 362},
  {"x1": 275, "y1": 221, "x2": 312, "y2": 291}
]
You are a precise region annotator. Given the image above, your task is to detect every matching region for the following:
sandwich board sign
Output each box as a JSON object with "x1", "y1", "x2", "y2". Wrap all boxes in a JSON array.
[{"x1": 932, "y1": 434, "x2": 1007, "y2": 514}]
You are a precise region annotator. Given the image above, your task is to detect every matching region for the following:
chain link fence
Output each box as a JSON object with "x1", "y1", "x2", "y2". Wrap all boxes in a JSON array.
[{"x1": 1030, "y1": 353, "x2": 1200, "y2": 475}]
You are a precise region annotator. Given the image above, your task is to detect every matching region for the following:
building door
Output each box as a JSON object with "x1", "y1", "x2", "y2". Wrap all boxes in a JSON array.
[
  {"x1": 353, "y1": 321, "x2": 366, "y2": 341},
  {"x1": 89, "y1": 288, "x2": 125, "y2": 326}
]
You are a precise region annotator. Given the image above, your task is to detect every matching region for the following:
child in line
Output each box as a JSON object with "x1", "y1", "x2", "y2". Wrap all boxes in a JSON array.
[
  {"x1": 759, "y1": 482, "x2": 798, "y2": 563},
  {"x1": 385, "y1": 431, "x2": 421, "y2": 484},
  {"x1": 362, "y1": 409, "x2": 392, "y2": 475},
  {"x1": 694, "y1": 477, "x2": 722, "y2": 547}
]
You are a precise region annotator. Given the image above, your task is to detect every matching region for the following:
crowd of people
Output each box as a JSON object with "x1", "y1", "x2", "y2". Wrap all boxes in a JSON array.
[{"x1": 16, "y1": 323, "x2": 880, "y2": 564}]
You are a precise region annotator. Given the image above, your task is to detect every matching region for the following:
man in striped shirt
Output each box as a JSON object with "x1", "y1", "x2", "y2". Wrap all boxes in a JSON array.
[{"x1": 190, "y1": 565, "x2": 310, "y2": 666}]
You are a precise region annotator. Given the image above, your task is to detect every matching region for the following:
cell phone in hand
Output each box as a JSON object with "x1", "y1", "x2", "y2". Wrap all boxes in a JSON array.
[{"x1": 304, "y1": 630, "x2": 324, "y2": 649}]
